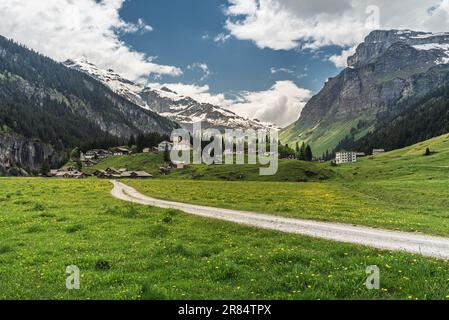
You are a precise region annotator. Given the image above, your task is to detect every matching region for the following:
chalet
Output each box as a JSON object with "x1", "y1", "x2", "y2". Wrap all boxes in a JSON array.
[
  {"x1": 120, "y1": 171, "x2": 153, "y2": 179},
  {"x1": 85, "y1": 149, "x2": 110, "y2": 160},
  {"x1": 158, "y1": 141, "x2": 173, "y2": 152},
  {"x1": 83, "y1": 159, "x2": 97, "y2": 167},
  {"x1": 53, "y1": 170, "x2": 86, "y2": 179},
  {"x1": 335, "y1": 151, "x2": 357, "y2": 164},
  {"x1": 113, "y1": 148, "x2": 131, "y2": 156},
  {"x1": 105, "y1": 167, "x2": 121, "y2": 175},
  {"x1": 372, "y1": 149, "x2": 385, "y2": 155},
  {"x1": 175, "y1": 163, "x2": 186, "y2": 169},
  {"x1": 93, "y1": 170, "x2": 107, "y2": 177},
  {"x1": 355, "y1": 152, "x2": 367, "y2": 157}
]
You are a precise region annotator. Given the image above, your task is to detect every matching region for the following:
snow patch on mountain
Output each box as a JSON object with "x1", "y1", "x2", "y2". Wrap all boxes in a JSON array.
[{"x1": 64, "y1": 58, "x2": 274, "y2": 131}]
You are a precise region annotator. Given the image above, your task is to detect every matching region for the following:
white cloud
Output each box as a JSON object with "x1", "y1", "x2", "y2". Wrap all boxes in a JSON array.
[
  {"x1": 329, "y1": 46, "x2": 357, "y2": 68},
  {"x1": 0, "y1": 0, "x2": 182, "y2": 81},
  {"x1": 160, "y1": 81, "x2": 312, "y2": 127},
  {"x1": 214, "y1": 32, "x2": 232, "y2": 44},
  {"x1": 224, "y1": 0, "x2": 449, "y2": 66},
  {"x1": 270, "y1": 67, "x2": 295, "y2": 75},
  {"x1": 187, "y1": 62, "x2": 212, "y2": 81},
  {"x1": 270, "y1": 67, "x2": 308, "y2": 79},
  {"x1": 228, "y1": 81, "x2": 312, "y2": 127}
]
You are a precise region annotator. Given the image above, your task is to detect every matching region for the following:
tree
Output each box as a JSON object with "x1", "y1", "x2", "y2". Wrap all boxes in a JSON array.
[
  {"x1": 75, "y1": 160, "x2": 83, "y2": 171},
  {"x1": 424, "y1": 147, "x2": 431, "y2": 156},
  {"x1": 295, "y1": 142, "x2": 300, "y2": 153},
  {"x1": 130, "y1": 145, "x2": 138, "y2": 154},
  {"x1": 298, "y1": 142, "x2": 306, "y2": 160},
  {"x1": 128, "y1": 134, "x2": 136, "y2": 148},
  {"x1": 305, "y1": 145, "x2": 313, "y2": 161},
  {"x1": 136, "y1": 134, "x2": 146, "y2": 153},
  {"x1": 70, "y1": 147, "x2": 81, "y2": 161},
  {"x1": 40, "y1": 159, "x2": 50, "y2": 176},
  {"x1": 163, "y1": 144, "x2": 171, "y2": 163}
]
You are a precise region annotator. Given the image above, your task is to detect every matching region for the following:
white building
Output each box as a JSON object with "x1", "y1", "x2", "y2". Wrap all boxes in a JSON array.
[
  {"x1": 158, "y1": 141, "x2": 173, "y2": 152},
  {"x1": 372, "y1": 149, "x2": 385, "y2": 155},
  {"x1": 336, "y1": 151, "x2": 357, "y2": 164}
]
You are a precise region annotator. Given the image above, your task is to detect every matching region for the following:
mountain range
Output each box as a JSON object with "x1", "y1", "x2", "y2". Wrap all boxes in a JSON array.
[
  {"x1": 281, "y1": 30, "x2": 449, "y2": 155},
  {"x1": 2, "y1": 29, "x2": 449, "y2": 174},
  {"x1": 0, "y1": 35, "x2": 178, "y2": 174},
  {"x1": 63, "y1": 58, "x2": 272, "y2": 131}
]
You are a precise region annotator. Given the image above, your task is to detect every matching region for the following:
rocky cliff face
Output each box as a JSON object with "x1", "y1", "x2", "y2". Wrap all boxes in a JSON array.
[
  {"x1": 281, "y1": 30, "x2": 449, "y2": 155},
  {"x1": 0, "y1": 133, "x2": 63, "y2": 175}
]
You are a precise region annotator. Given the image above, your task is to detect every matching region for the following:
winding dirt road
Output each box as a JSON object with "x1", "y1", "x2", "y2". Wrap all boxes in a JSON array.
[{"x1": 111, "y1": 180, "x2": 449, "y2": 260}]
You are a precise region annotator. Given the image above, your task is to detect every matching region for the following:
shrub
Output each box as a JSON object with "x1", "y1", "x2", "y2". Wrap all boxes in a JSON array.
[
  {"x1": 0, "y1": 245, "x2": 12, "y2": 255},
  {"x1": 66, "y1": 224, "x2": 84, "y2": 233},
  {"x1": 94, "y1": 259, "x2": 111, "y2": 271},
  {"x1": 140, "y1": 283, "x2": 168, "y2": 300}
]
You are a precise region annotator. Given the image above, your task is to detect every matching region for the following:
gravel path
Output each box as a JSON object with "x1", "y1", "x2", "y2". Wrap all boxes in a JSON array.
[{"x1": 111, "y1": 180, "x2": 449, "y2": 260}]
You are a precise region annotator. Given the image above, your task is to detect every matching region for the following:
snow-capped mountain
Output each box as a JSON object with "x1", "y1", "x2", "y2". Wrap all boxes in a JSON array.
[
  {"x1": 348, "y1": 30, "x2": 449, "y2": 67},
  {"x1": 64, "y1": 58, "x2": 273, "y2": 131}
]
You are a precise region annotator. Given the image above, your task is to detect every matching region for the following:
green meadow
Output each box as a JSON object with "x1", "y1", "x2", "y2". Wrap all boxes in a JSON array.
[
  {"x1": 2, "y1": 134, "x2": 449, "y2": 299},
  {"x1": 1, "y1": 178, "x2": 449, "y2": 300}
]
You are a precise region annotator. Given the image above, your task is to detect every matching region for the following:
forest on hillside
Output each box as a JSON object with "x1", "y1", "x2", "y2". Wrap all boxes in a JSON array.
[{"x1": 334, "y1": 84, "x2": 449, "y2": 154}]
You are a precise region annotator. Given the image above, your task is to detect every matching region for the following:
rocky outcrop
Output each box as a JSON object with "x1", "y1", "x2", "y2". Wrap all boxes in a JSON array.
[
  {"x1": 281, "y1": 30, "x2": 449, "y2": 154},
  {"x1": 0, "y1": 133, "x2": 63, "y2": 175}
]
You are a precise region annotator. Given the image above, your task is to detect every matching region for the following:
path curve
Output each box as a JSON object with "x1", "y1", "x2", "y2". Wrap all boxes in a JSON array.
[{"x1": 111, "y1": 180, "x2": 449, "y2": 260}]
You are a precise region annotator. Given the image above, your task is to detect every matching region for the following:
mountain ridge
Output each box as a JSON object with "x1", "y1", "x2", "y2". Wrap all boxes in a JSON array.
[
  {"x1": 64, "y1": 58, "x2": 274, "y2": 131},
  {"x1": 0, "y1": 35, "x2": 178, "y2": 174},
  {"x1": 281, "y1": 29, "x2": 449, "y2": 155}
]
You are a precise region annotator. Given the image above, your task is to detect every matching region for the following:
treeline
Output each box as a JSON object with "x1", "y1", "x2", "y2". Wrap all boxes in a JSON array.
[
  {"x1": 128, "y1": 132, "x2": 170, "y2": 152},
  {"x1": 279, "y1": 142, "x2": 314, "y2": 161},
  {"x1": 334, "y1": 83, "x2": 449, "y2": 154}
]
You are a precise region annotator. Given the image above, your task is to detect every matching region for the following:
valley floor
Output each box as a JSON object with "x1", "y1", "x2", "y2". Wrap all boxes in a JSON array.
[
  {"x1": 1, "y1": 177, "x2": 449, "y2": 300},
  {"x1": 112, "y1": 180, "x2": 449, "y2": 259}
]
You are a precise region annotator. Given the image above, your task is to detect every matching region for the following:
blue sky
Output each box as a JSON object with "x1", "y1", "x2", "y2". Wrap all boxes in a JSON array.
[
  {"x1": 1, "y1": 0, "x2": 448, "y2": 126},
  {"x1": 120, "y1": 0, "x2": 341, "y2": 94}
]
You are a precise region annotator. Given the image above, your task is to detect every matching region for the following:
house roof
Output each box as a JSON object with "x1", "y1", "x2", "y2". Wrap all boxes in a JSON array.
[{"x1": 121, "y1": 171, "x2": 153, "y2": 178}]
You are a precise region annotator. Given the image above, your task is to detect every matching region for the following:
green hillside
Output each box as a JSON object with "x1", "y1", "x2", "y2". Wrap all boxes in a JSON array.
[
  {"x1": 280, "y1": 117, "x2": 373, "y2": 157},
  {"x1": 84, "y1": 152, "x2": 334, "y2": 182},
  {"x1": 333, "y1": 133, "x2": 449, "y2": 181}
]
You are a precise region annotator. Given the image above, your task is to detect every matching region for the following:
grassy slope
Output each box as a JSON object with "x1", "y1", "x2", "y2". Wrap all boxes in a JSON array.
[
  {"x1": 126, "y1": 133, "x2": 449, "y2": 237},
  {"x1": 1, "y1": 178, "x2": 449, "y2": 299},
  {"x1": 85, "y1": 153, "x2": 334, "y2": 182},
  {"x1": 280, "y1": 118, "x2": 366, "y2": 156},
  {"x1": 332, "y1": 133, "x2": 449, "y2": 181}
]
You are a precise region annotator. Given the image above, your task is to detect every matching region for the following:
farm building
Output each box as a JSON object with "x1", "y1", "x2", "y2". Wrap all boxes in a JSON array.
[
  {"x1": 113, "y1": 148, "x2": 131, "y2": 156},
  {"x1": 372, "y1": 149, "x2": 385, "y2": 155}
]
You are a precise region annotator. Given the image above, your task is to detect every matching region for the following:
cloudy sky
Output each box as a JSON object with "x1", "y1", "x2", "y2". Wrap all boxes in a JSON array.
[{"x1": 1, "y1": 0, "x2": 449, "y2": 126}]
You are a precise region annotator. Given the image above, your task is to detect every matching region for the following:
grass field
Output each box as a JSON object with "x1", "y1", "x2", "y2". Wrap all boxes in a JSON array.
[
  {"x1": 123, "y1": 134, "x2": 449, "y2": 237},
  {"x1": 2, "y1": 178, "x2": 449, "y2": 299}
]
